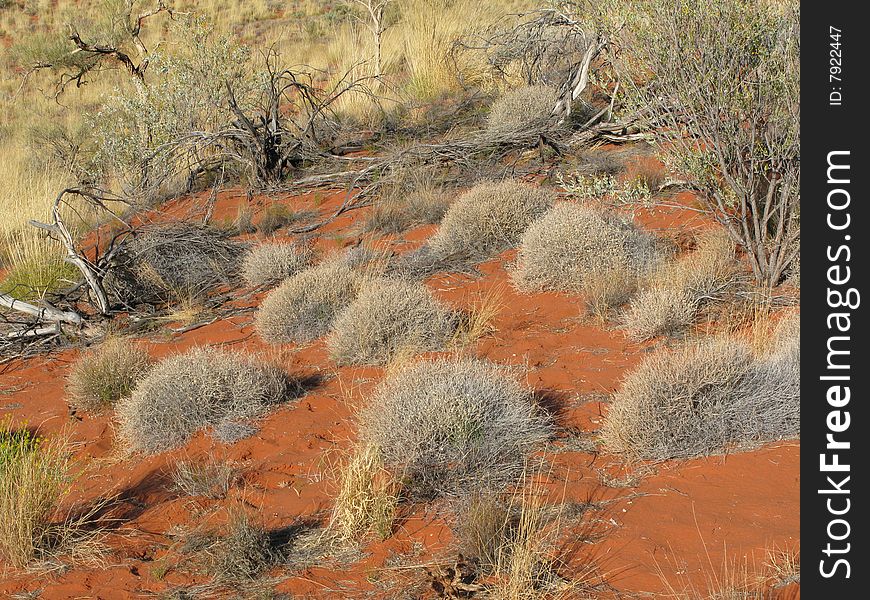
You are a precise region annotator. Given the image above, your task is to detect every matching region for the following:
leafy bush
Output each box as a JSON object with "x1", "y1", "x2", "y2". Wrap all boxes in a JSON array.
[
  {"x1": 359, "y1": 358, "x2": 552, "y2": 499},
  {"x1": 66, "y1": 338, "x2": 154, "y2": 413},
  {"x1": 241, "y1": 242, "x2": 313, "y2": 288},
  {"x1": 326, "y1": 278, "x2": 456, "y2": 365},
  {"x1": 511, "y1": 202, "x2": 658, "y2": 294},
  {"x1": 600, "y1": 329, "x2": 800, "y2": 459},
  {"x1": 624, "y1": 0, "x2": 800, "y2": 288},
  {"x1": 487, "y1": 85, "x2": 558, "y2": 135},
  {"x1": 428, "y1": 180, "x2": 555, "y2": 261},
  {"x1": 116, "y1": 348, "x2": 293, "y2": 454},
  {"x1": 254, "y1": 262, "x2": 364, "y2": 344}
]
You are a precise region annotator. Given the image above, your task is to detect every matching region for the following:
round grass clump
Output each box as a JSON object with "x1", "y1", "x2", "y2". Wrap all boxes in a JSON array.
[
  {"x1": 254, "y1": 262, "x2": 363, "y2": 344},
  {"x1": 116, "y1": 348, "x2": 293, "y2": 454},
  {"x1": 66, "y1": 338, "x2": 154, "y2": 413},
  {"x1": 241, "y1": 242, "x2": 313, "y2": 288},
  {"x1": 327, "y1": 278, "x2": 456, "y2": 365},
  {"x1": 428, "y1": 180, "x2": 555, "y2": 261},
  {"x1": 487, "y1": 85, "x2": 559, "y2": 135},
  {"x1": 512, "y1": 202, "x2": 658, "y2": 293},
  {"x1": 359, "y1": 358, "x2": 553, "y2": 498},
  {"x1": 600, "y1": 333, "x2": 800, "y2": 460}
]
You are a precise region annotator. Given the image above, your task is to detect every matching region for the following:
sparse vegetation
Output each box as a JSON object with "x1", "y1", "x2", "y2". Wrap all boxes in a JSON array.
[
  {"x1": 66, "y1": 338, "x2": 154, "y2": 413},
  {"x1": 359, "y1": 358, "x2": 552, "y2": 499},
  {"x1": 116, "y1": 348, "x2": 293, "y2": 454},
  {"x1": 241, "y1": 242, "x2": 314, "y2": 288},
  {"x1": 512, "y1": 201, "x2": 658, "y2": 295},
  {"x1": 254, "y1": 261, "x2": 364, "y2": 344},
  {"x1": 326, "y1": 278, "x2": 457, "y2": 365}
]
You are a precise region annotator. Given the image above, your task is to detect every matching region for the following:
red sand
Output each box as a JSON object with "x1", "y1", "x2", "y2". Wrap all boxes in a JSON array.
[{"x1": 0, "y1": 181, "x2": 799, "y2": 599}]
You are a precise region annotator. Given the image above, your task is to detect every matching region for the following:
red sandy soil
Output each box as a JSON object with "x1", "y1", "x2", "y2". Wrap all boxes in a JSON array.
[{"x1": 0, "y1": 172, "x2": 799, "y2": 599}]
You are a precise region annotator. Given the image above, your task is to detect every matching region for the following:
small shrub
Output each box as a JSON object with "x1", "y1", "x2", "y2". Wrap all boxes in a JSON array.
[
  {"x1": 487, "y1": 85, "x2": 559, "y2": 135},
  {"x1": 232, "y1": 205, "x2": 255, "y2": 234},
  {"x1": 204, "y1": 508, "x2": 279, "y2": 583},
  {"x1": 456, "y1": 492, "x2": 512, "y2": 568},
  {"x1": 241, "y1": 242, "x2": 313, "y2": 288},
  {"x1": 327, "y1": 278, "x2": 456, "y2": 365},
  {"x1": 428, "y1": 180, "x2": 555, "y2": 261},
  {"x1": 66, "y1": 338, "x2": 154, "y2": 413},
  {"x1": 581, "y1": 266, "x2": 640, "y2": 321},
  {"x1": 172, "y1": 459, "x2": 237, "y2": 499},
  {"x1": 623, "y1": 229, "x2": 736, "y2": 340},
  {"x1": 600, "y1": 332, "x2": 800, "y2": 460},
  {"x1": 621, "y1": 287, "x2": 698, "y2": 340},
  {"x1": 512, "y1": 202, "x2": 658, "y2": 294},
  {"x1": 116, "y1": 348, "x2": 293, "y2": 454},
  {"x1": 254, "y1": 262, "x2": 363, "y2": 344},
  {"x1": 329, "y1": 444, "x2": 399, "y2": 544},
  {"x1": 359, "y1": 358, "x2": 552, "y2": 499},
  {"x1": 0, "y1": 419, "x2": 69, "y2": 567}
]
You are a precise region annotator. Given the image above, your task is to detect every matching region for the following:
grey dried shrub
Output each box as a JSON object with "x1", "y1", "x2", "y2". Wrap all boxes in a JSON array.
[
  {"x1": 359, "y1": 358, "x2": 553, "y2": 499},
  {"x1": 326, "y1": 278, "x2": 457, "y2": 365},
  {"x1": 487, "y1": 85, "x2": 559, "y2": 134},
  {"x1": 241, "y1": 242, "x2": 313, "y2": 288},
  {"x1": 623, "y1": 229, "x2": 736, "y2": 340},
  {"x1": 428, "y1": 180, "x2": 555, "y2": 261},
  {"x1": 254, "y1": 261, "x2": 364, "y2": 344},
  {"x1": 116, "y1": 348, "x2": 292, "y2": 454},
  {"x1": 601, "y1": 322, "x2": 800, "y2": 460},
  {"x1": 511, "y1": 201, "x2": 659, "y2": 294}
]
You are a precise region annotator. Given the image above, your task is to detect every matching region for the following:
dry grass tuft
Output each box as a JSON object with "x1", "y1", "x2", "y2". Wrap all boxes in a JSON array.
[
  {"x1": 254, "y1": 262, "x2": 364, "y2": 344},
  {"x1": 241, "y1": 242, "x2": 314, "y2": 288},
  {"x1": 0, "y1": 421, "x2": 104, "y2": 569},
  {"x1": 327, "y1": 278, "x2": 457, "y2": 365},
  {"x1": 428, "y1": 180, "x2": 555, "y2": 262},
  {"x1": 172, "y1": 458, "x2": 237, "y2": 500},
  {"x1": 0, "y1": 420, "x2": 69, "y2": 568},
  {"x1": 364, "y1": 167, "x2": 452, "y2": 234},
  {"x1": 116, "y1": 348, "x2": 294, "y2": 454},
  {"x1": 328, "y1": 444, "x2": 400, "y2": 544},
  {"x1": 66, "y1": 338, "x2": 154, "y2": 413},
  {"x1": 487, "y1": 85, "x2": 560, "y2": 135},
  {"x1": 623, "y1": 229, "x2": 736, "y2": 340},
  {"x1": 359, "y1": 358, "x2": 552, "y2": 499},
  {"x1": 601, "y1": 328, "x2": 800, "y2": 459},
  {"x1": 512, "y1": 201, "x2": 659, "y2": 296},
  {"x1": 450, "y1": 285, "x2": 506, "y2": 348}
]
